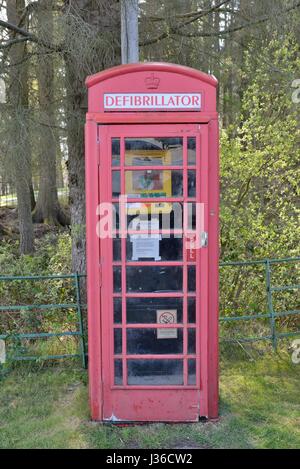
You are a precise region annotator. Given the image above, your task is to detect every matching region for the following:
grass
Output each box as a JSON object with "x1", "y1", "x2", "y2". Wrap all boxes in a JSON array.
[{"x1": 0, "y1": 353, "x2": 299, "y2": 449}]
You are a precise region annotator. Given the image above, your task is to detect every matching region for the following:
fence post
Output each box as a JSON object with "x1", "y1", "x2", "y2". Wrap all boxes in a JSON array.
[
  {"x1": 74, "y1": 273, "x2": 87, "y2": 368},
  {"x1": 265, "y1": 260, "x2": 277, "y2": 350}
]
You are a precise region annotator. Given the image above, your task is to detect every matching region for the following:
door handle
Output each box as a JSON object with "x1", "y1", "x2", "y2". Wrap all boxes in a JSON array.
[{"x1": 201, "y1": 231, "x2": 208, "y2": 248}]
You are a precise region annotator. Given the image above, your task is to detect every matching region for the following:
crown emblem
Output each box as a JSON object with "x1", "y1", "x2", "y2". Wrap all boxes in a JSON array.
[{"x1": 145, "y1": 73, "x2": 160, "y2": 89}]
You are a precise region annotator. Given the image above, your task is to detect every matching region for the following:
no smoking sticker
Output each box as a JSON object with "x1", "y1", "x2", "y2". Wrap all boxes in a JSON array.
[{"x1": 156, "y1": 310, "x2": 178, "y2": 339}]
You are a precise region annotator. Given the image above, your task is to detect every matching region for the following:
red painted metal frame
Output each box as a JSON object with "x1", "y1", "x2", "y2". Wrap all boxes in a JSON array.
[
  {"x1": 101, "y1": 124, "x2": 203, "y2": 421},
  {"x1": 85, "y1": 63, "x2": 219, "y2": 422},
  {"x1": 85, "y1": 120, "x2": 102, "y2": 418}
]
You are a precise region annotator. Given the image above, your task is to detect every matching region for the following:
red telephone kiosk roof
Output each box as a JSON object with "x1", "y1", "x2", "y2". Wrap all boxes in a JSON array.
[
  {"x1": 85, "y1": 62, "x2": 218, "y2": 118},
  {"x1": 86, "y1": 62, "x2": 218, "y2": 88}
]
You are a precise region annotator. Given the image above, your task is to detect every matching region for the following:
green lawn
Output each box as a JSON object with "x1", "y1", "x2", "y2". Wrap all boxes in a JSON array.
[{"x1": 0, "y1": 354, "x2": 299, "y2": 449}]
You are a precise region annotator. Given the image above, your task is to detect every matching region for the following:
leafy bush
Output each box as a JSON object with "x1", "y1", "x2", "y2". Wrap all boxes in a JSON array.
[{"x1": 0, "y1": 233, "x2": 82, "y2": 363}]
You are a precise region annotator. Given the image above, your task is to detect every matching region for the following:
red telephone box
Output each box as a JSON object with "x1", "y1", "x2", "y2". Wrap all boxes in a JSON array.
[{"x1": 85, "y1": 63, "x2": 219, "y2": 422}]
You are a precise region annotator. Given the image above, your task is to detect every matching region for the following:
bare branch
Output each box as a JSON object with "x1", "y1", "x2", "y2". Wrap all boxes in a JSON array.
[
  {"x1": 0, "y1": 18, "x2": 62, "y2": 51},
  {"x1": 18, "y1": 1, "x2": 39, "y2": 28},
  {"x1": 141, "y1": 0, "x2": 231, "y2": 22},
  {"x1": 0, "y1": 18, "x2": 37, "y2": 40},
  {"x1": 176, "y1": 0, "x2": 300, "y2": 38},
  {"x1": 140, "y1": 0, "x2": 232, "y2": 46},
  {"x1": 140, "y1": 0, "x2": 300, "y2": 46},
  {"x1": 0, "y1": 36, "x2": 29, "y2": 50}
]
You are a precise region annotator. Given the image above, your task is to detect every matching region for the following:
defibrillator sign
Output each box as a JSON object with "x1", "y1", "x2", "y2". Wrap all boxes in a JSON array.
[{"x1": 104, "y1": 93, "x2": 202, "y2": 111}]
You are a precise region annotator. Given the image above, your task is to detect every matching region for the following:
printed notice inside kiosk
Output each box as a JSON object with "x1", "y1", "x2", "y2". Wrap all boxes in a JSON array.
[{"x1": 85, "y1": 63, "x2": 219, "y2": 422}]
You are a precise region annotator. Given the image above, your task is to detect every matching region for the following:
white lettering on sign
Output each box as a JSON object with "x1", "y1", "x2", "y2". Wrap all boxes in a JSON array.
[{"x1": 104, "y1": 93, "x2": 201, "y2": 111}]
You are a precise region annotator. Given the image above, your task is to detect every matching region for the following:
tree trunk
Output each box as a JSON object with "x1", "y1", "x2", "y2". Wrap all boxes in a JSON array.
[
  {"x1": 64, "y1": 54, "x2": 87, "y2": 275},
  {"x1": 6, "y1": 0, "x2": 34, "y2": 254},
  {"x1": 63, "y1": 0, "x2": 120, "y2": 277},
  {"x1": 33, "y1": 0, "x2": 68, "y2": 226}
]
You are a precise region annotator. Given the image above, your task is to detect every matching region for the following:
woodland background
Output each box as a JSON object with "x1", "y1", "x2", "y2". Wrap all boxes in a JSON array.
[
  {"x1": 0, "y1": 1, "x2": 299, "y2": 449},
  {"x1": 0, "y1": 1, "x2": 299, "y2": 329},
  {"x1": 0, "y1": 0, "x2": 299, "y2": 267}
]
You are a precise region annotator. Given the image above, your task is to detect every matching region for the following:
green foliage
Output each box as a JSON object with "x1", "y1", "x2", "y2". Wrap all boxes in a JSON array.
[
  {"x1": 0, "y1": 233, "x2": 72, "y2": 310},
  {"x1": 0, "y1": 232, "x2": 71, "y2": 276},
  {"x1": 0, "y1": 233, "x2": 81, "y2": 362},
  {"x1": 221, "y1": 36, "x2": 300, "y2": 262},
  {"x1": 219, "y1": 36, "x2": 300, "y2": 334}
]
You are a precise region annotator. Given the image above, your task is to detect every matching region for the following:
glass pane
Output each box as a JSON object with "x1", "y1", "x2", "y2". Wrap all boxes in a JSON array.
[
  {"x1": 127, "y1": 360, "x2": 184, "y2": 385},
  {"x1": 113, "y1": 203, "x2": 120, "y2": 230},
  {"x1": 127, "y1": 266, "x2": 183, "y2": 293},
  {"x1": 114, "y1": 202, "x2": 195, "y2": 232},
  {"x1": 114, "y1": 298, "x2": 122, "y2": 324},
  {"x1": 113, "y1": 266, "x2": 121, "y2": 293},
  {"x1": 188, "y1": 297, "x2": 196, "y2": 324},
  {"x1": 126, "y1": 201, "x2": 184, "y2": 221},
  {"x1": 115, "y1": 202, "x2": 182, "y2": 229},
  {"x1": 112, "y1": 171, "x2": 120, "y2": 197},
  {"x1": 127, "y1": 328, "x2": 183, "y2": 355},
  {"x1": 125, "y1": 170, "x2": 183, "y2": 198},
  {"x1": 127, "y1": 297, "x2": 183, "y2": 324},
  {"x1": 188, "y1": 359, "x2": 196, "y2": 385},
  {"x1": 113, "y1": 238, "x2": 121, "y2": 261},
  {"x1": 127, "y1": 235, "x2": 183, "y2": 261},
  {"x1": 188, "y1": 328, "x2": 196, "y2": 354},
  {"x1": 188, "y1": 266, "x2": 196, "y2": 292},
  {"x1": 98, "y1": 202, "x2": 119, "y2": 233},
  {"x1": 114, "y1": 328, "x2": 122, "y2": 354},
  {"x1": 188, "y1": 137, "x2": 196, "y2": 165},
  {"x1": 112, "y1": 138, "x2": 120, "y2": 167},
  {"x1": 125, "y1": 138, "x2": 183, "y2": 166},
  {"x1": 114, "y1": 359, "x2": 123, "y2": 385},
  {"x1": 186, "y1": 203, "x2": 197, "y2": 230},
  {"x1": 188, "y1": 171, "x2": 196, "y2": 198}
]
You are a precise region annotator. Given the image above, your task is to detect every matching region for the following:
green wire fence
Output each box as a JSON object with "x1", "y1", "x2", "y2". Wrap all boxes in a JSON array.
[
  {"x1": 219, "y1": 257, "x2": 300, "y2": 350},
  {"x1": 0, "y1": 257, "x2": 299, "y2": 367},
  {"x1": 0, "y1": 273, "x2": 87, "y2": 368}
]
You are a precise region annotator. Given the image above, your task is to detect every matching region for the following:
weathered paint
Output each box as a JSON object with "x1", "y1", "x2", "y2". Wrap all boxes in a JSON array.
[{"x1": 85, "y1": 63, "x2": 219, "y2": 422}]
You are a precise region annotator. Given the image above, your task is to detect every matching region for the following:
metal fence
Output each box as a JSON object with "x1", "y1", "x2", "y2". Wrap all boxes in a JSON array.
[
  {"x1": 0, "y1": 273, "x2": 86, "y2": 367},
  {"x1": 0, "y1": 257, "x2": 299, "y2": 367},
  {"x1": 219, "y1": 257, "x2": 300, "y2": 349}
]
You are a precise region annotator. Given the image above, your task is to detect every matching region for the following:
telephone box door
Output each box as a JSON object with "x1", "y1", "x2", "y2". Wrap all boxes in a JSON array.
[{"x1": 99, "y1": 123, "x2": 209, "y2": 422}]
